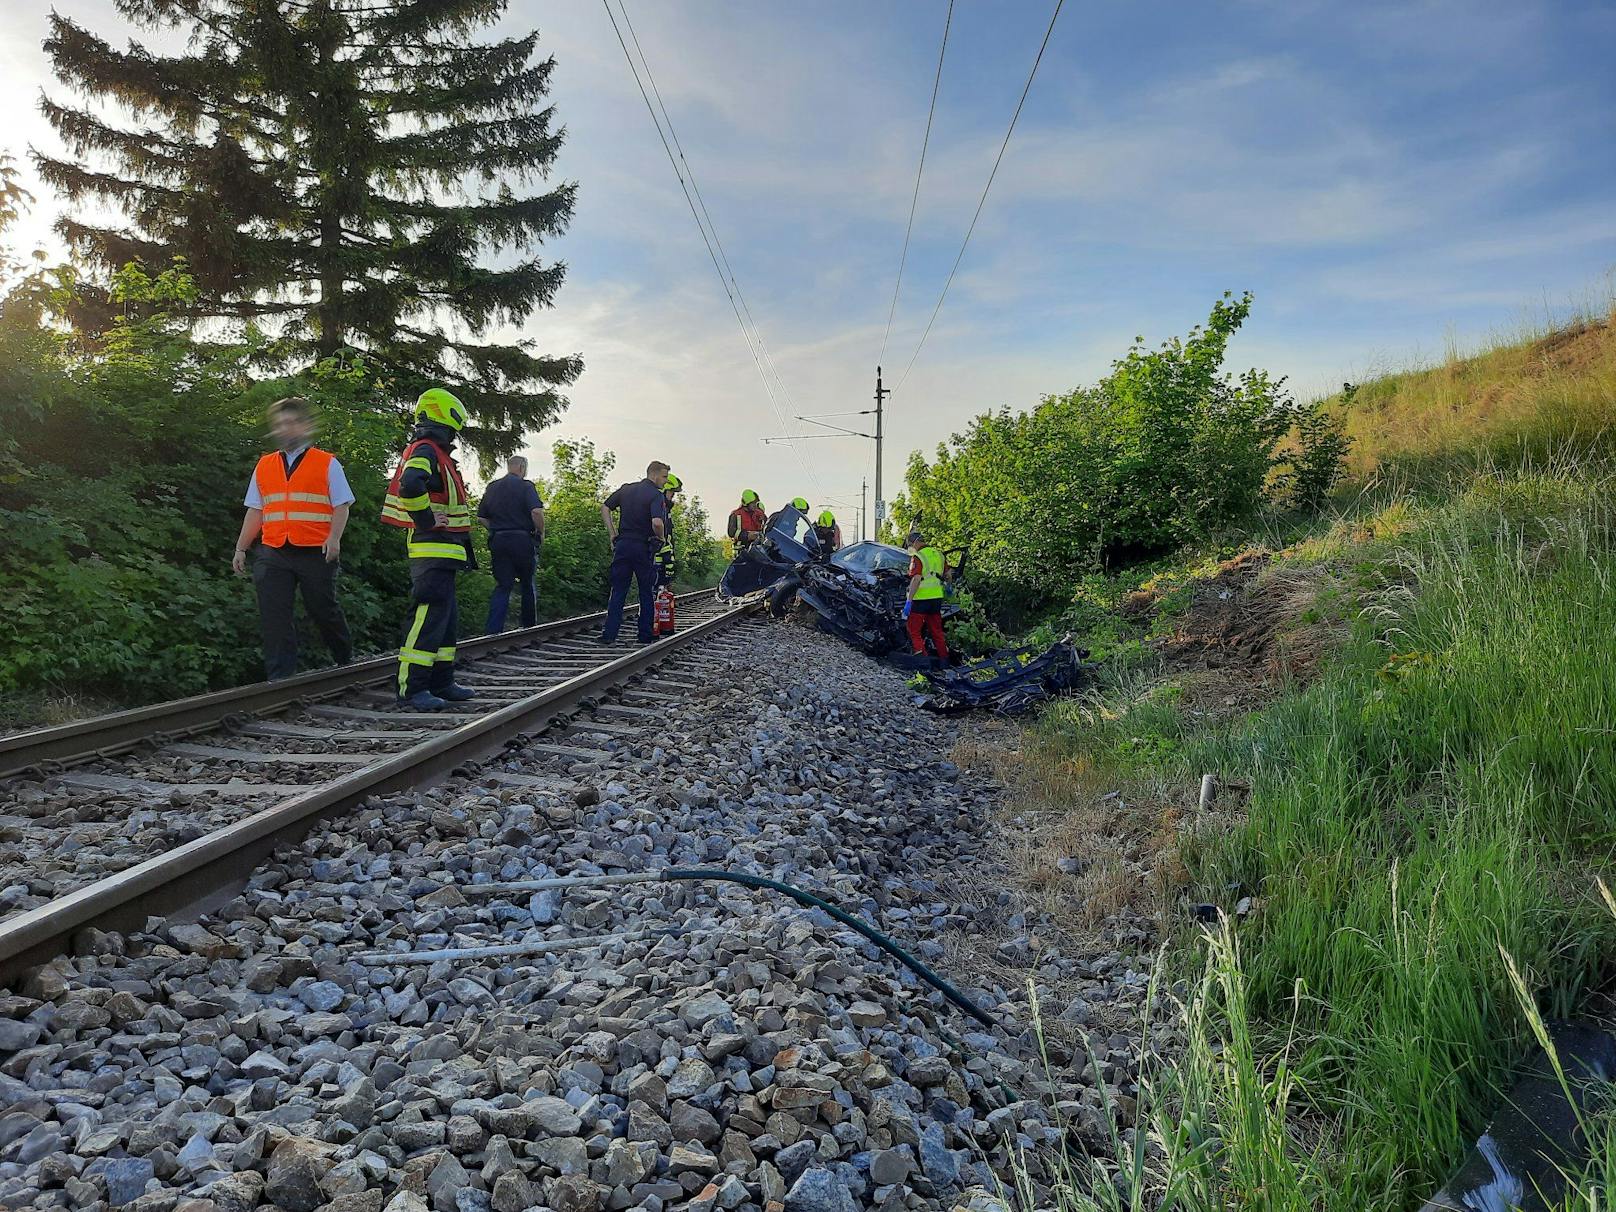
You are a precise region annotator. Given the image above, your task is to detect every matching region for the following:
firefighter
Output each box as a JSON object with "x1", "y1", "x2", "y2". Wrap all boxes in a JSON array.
[
  {"x1": 903, "y1": 529, "x2": 951, "y2": 663},
  {"x1": 727, "y1": 490, "x2": 766, "y2": 549},
  {"x1": 812, "y1": 509, "x2": 842, "y2": 553},
  {"x1": 232, "y1": 396, "x2": 354, "y2": 681},
  {"x1": 767, "y1": 496, "x2": 812, "y2": 531},
  {"x1": 381, "y1": 388, "x2": 477, "y2": 709},
  {"x1": 655, "y1": 473, "x2": 682, "y2": 588}
]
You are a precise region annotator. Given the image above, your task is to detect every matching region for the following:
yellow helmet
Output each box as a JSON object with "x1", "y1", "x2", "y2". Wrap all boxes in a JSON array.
[
  {"x1": 791, "y1": 497, "x2": 809, "y2": 512},
  {"x1": 415, "y1": 388, "x2": 468, "y2": 431},
  {"x1": 741, "y1": 489, "x2": 759, "y2": 505},
  {"x1": 817, "y1": 510, "x2": 836, "y2": 528},
  {"x1": 664, "y1": 472, "x2": 683, "y2": 492}
]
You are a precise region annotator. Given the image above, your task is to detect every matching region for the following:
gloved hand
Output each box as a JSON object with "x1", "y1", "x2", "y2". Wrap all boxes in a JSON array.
[{"x1": 902, "y1": 601, "x2": 912, "y2": 620}]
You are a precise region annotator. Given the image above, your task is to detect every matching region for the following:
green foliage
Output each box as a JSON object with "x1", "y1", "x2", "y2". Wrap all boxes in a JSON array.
[
  {"x1": 1274, "y1": 386, "x2": 1354, "y2": 510},
  {"x1": 891, "y1": 293, "x2": 1344, "y2": 628},
  {"x1": 1030, "y1": 472, "x2": 1616, "y2": 1209},
  {"x1": 534, "y1": 439, "x2": 617, "y2": 617},
  {"x1": 0, "y1": 253, "x2": 687, "y2": 707},
  {"x1": 35, "y1": 0, "x2": 581, "y2": 461}
]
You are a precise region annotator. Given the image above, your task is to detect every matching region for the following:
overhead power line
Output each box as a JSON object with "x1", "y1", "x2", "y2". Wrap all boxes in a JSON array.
[
  {"x1": 602, "y1": 0, "x2": 826, "y2": 499},
  {"x1": 877, "y1": 0, "x2": 953, "y2": 367},
  {"x1": 892, "y1": 0, "x2": 1065, "y2": 395}
]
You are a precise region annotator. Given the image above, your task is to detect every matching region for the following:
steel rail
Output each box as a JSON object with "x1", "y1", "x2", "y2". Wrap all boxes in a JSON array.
[
  {"x1": 0, "y1": 591, "x2": 714, "y2": 777},
  {"x1": 0, "y1": 599, "x2": 761, "y2": 983}
]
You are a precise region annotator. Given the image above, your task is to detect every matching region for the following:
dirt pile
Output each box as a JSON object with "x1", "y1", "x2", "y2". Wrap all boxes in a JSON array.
[{"x1": 1127, "y1": 551, "x2": 1343, "y2": 712}]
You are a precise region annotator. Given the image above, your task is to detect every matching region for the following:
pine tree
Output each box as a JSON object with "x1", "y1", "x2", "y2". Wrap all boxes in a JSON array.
[{"x1": 35, "y1": 0, "x2": 581, "y2": 457}]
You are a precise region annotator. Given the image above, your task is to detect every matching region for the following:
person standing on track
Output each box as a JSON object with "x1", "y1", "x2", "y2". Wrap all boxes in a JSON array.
[
  {"x1": 478, "y1": 455, "x2": 546, "y2": 633},
  {"x1": 381, "y1": 389, "x2": 478, "y2": 709},
  {"x1": 599, "y1": 461, "x2": 669, "y2": 646},
  {"x1": 727, "y1": 490, "x2": 766, "y2": 550},
  {"x1": 654, "y1": 472, "x2": 682, "y2": 588},
  {"x1": 903, "y1": 528, "x2": 951, "y2": 664},
  {"x1": 232, "y1": 396, "x2": 354, "y2": 681}
]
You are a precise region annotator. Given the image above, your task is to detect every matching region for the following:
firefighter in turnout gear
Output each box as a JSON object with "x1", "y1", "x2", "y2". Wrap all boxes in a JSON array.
[
  {"x1": 813, "y1": 509, "x2": 842, "y2": 553},
  {"x1": 655, "y1": 473, "x2": 682, "y2": 589},
  {"x1": 382, "y1": 389, "x2": 478, "y2": 709},
  {"x1": 727, "y1": 490, "x2": 766, "y2": 549}
]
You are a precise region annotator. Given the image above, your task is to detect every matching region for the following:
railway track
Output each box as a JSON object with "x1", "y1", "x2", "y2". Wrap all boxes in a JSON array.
[{"x1": 0, "y1": 591, "x2": 758, "y2": 981}]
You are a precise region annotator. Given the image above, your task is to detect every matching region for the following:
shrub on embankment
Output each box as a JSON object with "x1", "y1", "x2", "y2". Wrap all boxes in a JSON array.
[{"x1": 888, "y1": 292, "x2": 1348, "y2": 630}]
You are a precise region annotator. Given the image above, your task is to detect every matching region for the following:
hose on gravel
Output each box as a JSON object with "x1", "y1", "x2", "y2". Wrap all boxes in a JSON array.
[
  {"x1": 456, "y1": 867, "x2": 999, "y2": 1030},
  {"x1": 665, "y1": 867, "x2": 997, "y2": 1030}
]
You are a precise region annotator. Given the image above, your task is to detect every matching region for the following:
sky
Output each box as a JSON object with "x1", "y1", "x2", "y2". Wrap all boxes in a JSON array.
[{"x1": 2, "y1": 0, "x2": 1614, "y2": 535}]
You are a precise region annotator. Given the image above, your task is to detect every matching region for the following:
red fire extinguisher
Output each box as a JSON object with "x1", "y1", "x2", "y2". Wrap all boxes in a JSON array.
[{"x1": 653, "y1": 587, "x2": 676, "y2": 635}]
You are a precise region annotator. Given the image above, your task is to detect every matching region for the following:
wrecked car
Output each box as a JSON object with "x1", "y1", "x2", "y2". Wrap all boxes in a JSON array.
[{"x1": 718, "y1": 505, "x2": 962, "y2": 658}]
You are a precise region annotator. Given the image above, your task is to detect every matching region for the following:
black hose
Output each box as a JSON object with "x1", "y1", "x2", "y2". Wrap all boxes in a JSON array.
[{"x1": 665, "y1": 866, "x2": 998, "y2": 1030}]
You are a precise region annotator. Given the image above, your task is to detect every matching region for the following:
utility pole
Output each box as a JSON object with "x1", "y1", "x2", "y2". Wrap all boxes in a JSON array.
[
  {"x1": 874, "y1": 366, "x2": 889, "y2": 539},
  {"x1": 860, "y1": 477, "x2": 868, "y2": 542}
]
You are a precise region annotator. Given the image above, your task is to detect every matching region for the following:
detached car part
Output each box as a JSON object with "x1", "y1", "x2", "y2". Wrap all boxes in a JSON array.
[{"x1": 916, "y1": 637, "x2": 1094, "y2": 715}]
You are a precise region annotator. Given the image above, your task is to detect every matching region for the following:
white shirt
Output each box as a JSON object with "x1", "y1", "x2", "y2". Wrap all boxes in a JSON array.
[{"x1": 244, "y1": 446, "x2": 356, "y2": 510}]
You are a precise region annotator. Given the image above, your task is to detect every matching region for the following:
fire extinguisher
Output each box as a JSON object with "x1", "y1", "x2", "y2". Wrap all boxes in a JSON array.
[{"x1": 654, "y1": 587, "x2": 676, "y2": 635}]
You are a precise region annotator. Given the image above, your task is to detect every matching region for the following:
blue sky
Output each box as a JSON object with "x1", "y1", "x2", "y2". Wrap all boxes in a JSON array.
[{"x1": 2, "y1": 0, "x2": 1613, "y2": 529}]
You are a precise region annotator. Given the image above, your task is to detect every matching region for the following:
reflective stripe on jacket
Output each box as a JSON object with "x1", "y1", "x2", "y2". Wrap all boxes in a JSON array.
[
  {"x1": 382, "y1": 438, "x2": 472, "y2": 561},
  {"x1": 255, "y1": 449, "x2": 335, "y2": 546},
  {"x1": 728, "y1": 504, "x2": 766, "y2": 542},
  {"x1": 913, "y1": 546, "x2": 946, "y2": 600}
]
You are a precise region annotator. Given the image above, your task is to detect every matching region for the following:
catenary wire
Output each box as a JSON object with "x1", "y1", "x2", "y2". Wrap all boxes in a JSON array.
[
  {"x1": 615, "y1": 1, "x2": 814, "y2": 484},
  {"x1": 892, "y1": 0, "x2": 1065, "y2": 395},
  {"x1": 604, "y1": 0, "x2": 827, "y2": 500},
  {"x1": 877, "y1": 0, "x2": 953, "y2": 367}
]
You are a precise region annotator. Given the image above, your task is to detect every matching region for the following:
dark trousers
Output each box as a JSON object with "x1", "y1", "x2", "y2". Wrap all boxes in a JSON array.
[
  {"x1": 602, "y1": 537, "x2": 657, "y2": 644},
  {"x1": 251, "y1": 543, "x2": 352, "y2": 682},
  {"x1": 906, "y1": 599, "x2": 950, "y2": 661},
  {"x1": 398, "y1": 559, "x2": 461, "y2": 697},
  {"x1": 486, "y1": 531, "x2": 538, "y2": 632}
]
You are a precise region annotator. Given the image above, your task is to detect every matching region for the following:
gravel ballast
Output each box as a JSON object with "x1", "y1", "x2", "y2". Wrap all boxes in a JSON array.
[{"x1": 0, "y1": 619, "x2": 1154, "y2": 1212}]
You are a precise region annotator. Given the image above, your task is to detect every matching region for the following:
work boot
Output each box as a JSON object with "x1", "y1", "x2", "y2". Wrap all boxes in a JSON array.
[
  {"x1": 437, "y1": 684, "x2": 477, "y2": 702},
  {"x1": 400, "y1": 690, "x2": 448, "y2": 711}
]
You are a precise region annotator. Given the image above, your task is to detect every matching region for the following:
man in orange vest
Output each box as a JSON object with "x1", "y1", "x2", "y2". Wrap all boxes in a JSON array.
[
  {"x1": 381, "y1": 388, "x2": 478, "y2": 708},
  {"x1": 232, "y1": 396, "x2": 354, "y2": 681}
]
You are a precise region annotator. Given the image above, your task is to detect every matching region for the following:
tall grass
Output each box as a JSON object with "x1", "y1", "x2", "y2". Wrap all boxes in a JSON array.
[
  {"x1": 1335, "y1": 307, "x2": 1616, "y2": 493},
  {"x1": 1024, "y1": 472, "x2": 1616, "y2": 1210}
]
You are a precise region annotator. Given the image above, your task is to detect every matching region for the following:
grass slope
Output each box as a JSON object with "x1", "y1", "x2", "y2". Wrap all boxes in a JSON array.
[{"x1": 1015, "y1": 311, "x2": 1616, "y2": 1209}]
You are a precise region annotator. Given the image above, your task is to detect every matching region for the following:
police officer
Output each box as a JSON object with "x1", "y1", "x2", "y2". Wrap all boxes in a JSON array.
[
  {"x1": 478, "y1": 454, "x2": 546, "y2": 632},
  {"x1": 599, "y1": 461, "x2": 669, "y2": 645},
  {"x1": 382, "y1": 389, "x2": 478, "y2": 708},
  {"x1": 232, "y1": 396, "x2": 354, "y2": 680}
]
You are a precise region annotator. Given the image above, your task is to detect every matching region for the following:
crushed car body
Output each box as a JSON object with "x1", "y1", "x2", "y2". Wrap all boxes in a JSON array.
[
  {"x1": 718, "y1": 506, "x2": 960, "y2": 658},
  {"x1": 721, "y1": 507, "x2": 1090, "y2": 711}
]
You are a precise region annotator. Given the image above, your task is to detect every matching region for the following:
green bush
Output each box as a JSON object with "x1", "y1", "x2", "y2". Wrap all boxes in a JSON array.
[{"x1": 890, "y1": 293, "x2": 1341, "y2": 628}]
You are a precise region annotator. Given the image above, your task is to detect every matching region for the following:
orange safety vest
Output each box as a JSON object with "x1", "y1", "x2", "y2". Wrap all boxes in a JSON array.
[{"x1": 254, "y1": 448, "x2": 335, "y2": 547}]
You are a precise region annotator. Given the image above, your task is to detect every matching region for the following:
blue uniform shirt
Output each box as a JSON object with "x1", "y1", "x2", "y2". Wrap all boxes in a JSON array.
[
  {"x1": 478, "y1": 473, "x2": 545, "y2": 533},
  {"x1": 604, "y1": 479, "x2": 666, "y2": 542}
]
